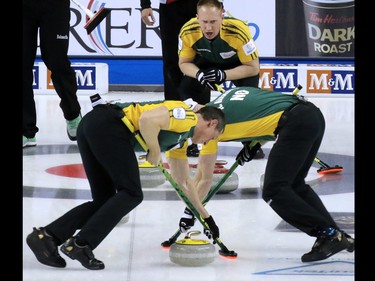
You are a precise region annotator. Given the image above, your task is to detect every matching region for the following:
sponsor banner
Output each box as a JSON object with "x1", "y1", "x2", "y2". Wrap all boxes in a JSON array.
[
  {"x1": 221, "y1": 64, "x2": 354, "y2": 95},
  {"x1": 275, "y1": 0, "x2": 355, "y2": 58},
  {"x1": 304, "y1": 65, "x2": 354, "y2": 94},
  {"x1": 259, "y1": 66, "x2": 299, "y2": 93},
  {"x1": 35, "y1": 0, "x2": 275, "y2": 57},
  {"x1": 33, "y1": 62, "x2": 108, "y2": 95},
  {"x1": 302, "y1": 0, "x2": 354, "y2": 57}
]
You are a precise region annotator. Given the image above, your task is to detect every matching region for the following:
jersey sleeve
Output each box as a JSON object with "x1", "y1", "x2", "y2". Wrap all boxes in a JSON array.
[
  {"x1": 165, "y1": 102, "x2": 197, "y2": 132},
  {"x1": 225, "y1": 19, "x2": 259, "y2": 63},
  {"x1": 239, "y1": 38, "x2": 258, "y2": 63},
  {"x1": 178, "y1": 18, "x2": 201, "y2": 59}
]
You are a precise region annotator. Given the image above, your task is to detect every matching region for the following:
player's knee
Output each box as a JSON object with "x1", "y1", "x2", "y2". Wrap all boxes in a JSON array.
[{"x1": 261, "y1": 183, "x2": 286, "y2": 204}]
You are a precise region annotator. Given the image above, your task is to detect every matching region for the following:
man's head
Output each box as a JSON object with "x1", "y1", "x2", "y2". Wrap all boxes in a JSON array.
[
  {"x1": 196, "y1": 0, "x2": 224, "y2": 40},
  {"x1": 192, "y1": 106, "x2": 225, "y2": 144}
]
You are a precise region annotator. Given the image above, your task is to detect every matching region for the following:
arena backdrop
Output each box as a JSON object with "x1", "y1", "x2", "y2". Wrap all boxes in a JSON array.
[
  {"x1": 36, "y1": 0, "x2": 354, "y2": 59},
  {"x1": 33, "y1": 0, "x2": 354, "y2": 92}
]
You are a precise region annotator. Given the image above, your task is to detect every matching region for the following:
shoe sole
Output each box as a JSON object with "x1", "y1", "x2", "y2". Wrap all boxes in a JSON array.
[
  {"x1": 67, "y1": 133, "x2": 77, "y2": 141},
  {"x1": 23, "y1": 143, "x2": 37, "y2": 148},
  {"x1": 26, "y1": 235, "x2": 66, "y2": 268},
  {"x1": 346, "y1": 238, "x2": 355, "y2": 252}
]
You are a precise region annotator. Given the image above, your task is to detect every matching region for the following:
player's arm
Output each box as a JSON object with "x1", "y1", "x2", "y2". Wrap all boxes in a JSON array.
[
  {"x1": 224, "y1": 59, "x2": 260, "y2": 81},
  {"x1": 139, "y1": 106, "x2": 170, "y2": 165},
  {"x1": 192, "y1": 153, "x2": 218, "y2": 200},
  {"x1": 168, "y1": 155, "x2": 211, "y2": 218},
  {"x1": 178, "y1": 56, "x2": 200, "y2": 79}
]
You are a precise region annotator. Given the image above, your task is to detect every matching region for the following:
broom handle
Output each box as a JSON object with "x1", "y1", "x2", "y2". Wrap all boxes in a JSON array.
[
  {"x1": 70, "y1": 0, "x2": 95, "y2": 18},
  {"x1": 121, "y1": 115, "x2": 235, "y2": 254}
]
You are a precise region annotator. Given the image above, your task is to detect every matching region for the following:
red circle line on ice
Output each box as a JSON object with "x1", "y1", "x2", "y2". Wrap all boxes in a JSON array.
[{"x1": 45, "y1": 162, "x2": 230, "y2": 179}]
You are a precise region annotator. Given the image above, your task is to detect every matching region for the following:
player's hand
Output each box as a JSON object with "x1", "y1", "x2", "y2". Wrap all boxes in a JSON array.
[
  {"x1": 196, "y1": 70, "x2": 216, "y2": 90},
  {"x1": 202, "y1": 67, "x2": 227, "y2": 84},
  {"x1": 179, "y1": 207, "x2": 196, "y2": 233},
  {"x1": 203, "y1": 215, "x2": 220, "y2": 243},
  {"x1": 235, "y1": 141, "x2": 262, "y2": 166},
  {"x1": 146, "y1": 149, "x2": 162, "y2": 166},
  {"x1": 141, "y1": 8, "x2": 155, "y2": 26}
]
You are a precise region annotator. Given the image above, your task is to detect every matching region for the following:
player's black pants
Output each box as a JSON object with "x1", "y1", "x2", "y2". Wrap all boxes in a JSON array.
[
  {"x1": 262, "y1": 101, "x2": 338, "y2": 237},
  {"x1": 23, "y1": 0, "x2": 81, "y2": 138},
  {"x1": 45, "y1": 105, "x2": 143, "y2": 249},
  {"x1": 159, "y1": 0, "x2": 198, "y2": 100}
]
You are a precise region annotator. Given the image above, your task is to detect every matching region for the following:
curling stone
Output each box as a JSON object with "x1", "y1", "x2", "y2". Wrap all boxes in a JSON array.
[
  {"x1": 169, "y1": 231, "x2": 216, "y2": 266},
  {"x1": 190, "y1": 162, "x2": 239, "y2": 194},
  {"x1": 139, "y1": 161, "x2": 165, "y2": 188},
  {"x1": 212, "y1": 170, "x2": 239, "y2": 194}
]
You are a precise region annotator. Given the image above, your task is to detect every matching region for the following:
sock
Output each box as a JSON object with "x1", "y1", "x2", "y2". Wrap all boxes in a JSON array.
[{"x1": 320, "y1": 227, "x2": 337, "y2": 237}]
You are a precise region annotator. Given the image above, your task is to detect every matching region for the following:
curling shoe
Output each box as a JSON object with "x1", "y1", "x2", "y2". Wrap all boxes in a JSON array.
[
  {"x1": 301, "y1": 229, "x2": 350, "y2": 262},
  {"x1": 342, "y1": 232, "x2": 355, "y2": 252},
  {"x1": 66, "y1": 114, "x2": 82, "y2": 141},
  {"x1": 60, "y1": 237, "x2": 105, "y2": 270},
  {"x1": 26, "y1": 227, "x2": 66, "y2": 268}
]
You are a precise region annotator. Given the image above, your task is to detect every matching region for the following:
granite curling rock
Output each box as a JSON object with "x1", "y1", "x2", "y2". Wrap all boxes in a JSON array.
[
  {"x1": 190, "y1": 160, "x2": 239, "y2": 194},
  {"x1": 212, "y1": 168, "x2": 239, "y2": 194},
  {"x1": 169, "y1": 231, "x2": 216, "y2": 266},
  {"x1": 138, "y1": 160, "x2": 166, "y2": 188}
]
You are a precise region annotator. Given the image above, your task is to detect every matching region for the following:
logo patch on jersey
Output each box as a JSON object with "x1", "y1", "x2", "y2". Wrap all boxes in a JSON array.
[
  {"x1": 243, "y1": 39, "x2": 257, "y2": 56},
  {"x1": 172, "y1": 107, "x2": 186, "y2": 119},
  {"x1": 178, "y1": 36, "x2": 183, "y2": 51},
  {"x1": 220, "y1": 51, "x2": 236, "y2": 59}
]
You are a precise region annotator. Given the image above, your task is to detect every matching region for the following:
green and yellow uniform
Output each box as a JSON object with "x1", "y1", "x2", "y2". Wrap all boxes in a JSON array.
[
  {"x1": 115, "y1": 100, "x2": 197, "y2": 152},
  {"x1": 56, "y1": 98, "x2": 208, "y2": 251},
  {"x1": 178, "y1": 17, "x2": 258, "y2": 66},
  {"x1": 198, "y1": 87, "x2": 300, "y2": 155}
]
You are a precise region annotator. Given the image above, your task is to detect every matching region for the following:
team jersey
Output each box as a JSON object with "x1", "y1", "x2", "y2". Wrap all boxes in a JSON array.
[
  {"x1": 199, "y1": 87, "x2": 301, "y2": 155},
  {"x1": 178, "y1": 17, "x2": 258, "y2": 65},
  {"x1": 115, "y1": 100, "x2": 197, "y2": 153}
]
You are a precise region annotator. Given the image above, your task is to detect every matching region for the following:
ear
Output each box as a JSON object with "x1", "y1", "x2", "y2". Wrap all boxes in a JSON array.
[{"x1": 209, "y1": 119, "x2": 219, "y2": 128}]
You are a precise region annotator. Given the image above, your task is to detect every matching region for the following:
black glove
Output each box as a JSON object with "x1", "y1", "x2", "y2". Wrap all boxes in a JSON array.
[
  {"x1": 179, "y1": 207, "x2": 196, "y2": 233},
  {"x1": 196, "y1": 70, "x2": 216, "y2": 90},
  {"x1": 202, "y1": 67, "x2": 227, "y2": 84},
  {"x1": 203, "y1": 215, "x2": 220, "y2": 243},
  {"x1": 235, "y1": 141, "x2": 262, "y2": 166}
]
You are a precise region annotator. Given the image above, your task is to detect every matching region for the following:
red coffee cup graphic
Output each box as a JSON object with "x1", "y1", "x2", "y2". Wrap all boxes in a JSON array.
[{"x1": 302, "y1": 0, "x2": 354, "y2": 57}]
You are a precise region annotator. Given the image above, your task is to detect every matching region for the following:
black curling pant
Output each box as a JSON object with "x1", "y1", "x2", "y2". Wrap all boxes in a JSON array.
[
  {"x1": 46, "y1": 106, "x2": 143, "y2": 249},
  {"x1": 23, "y1": 0, "x2": 81, "y2": 137},
  {"x1": 262, "y1": 101, "x2": 338, "y2": 237},
  {"x1": 159, "y1": 0, "x2": 199, "y2": 100}
]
